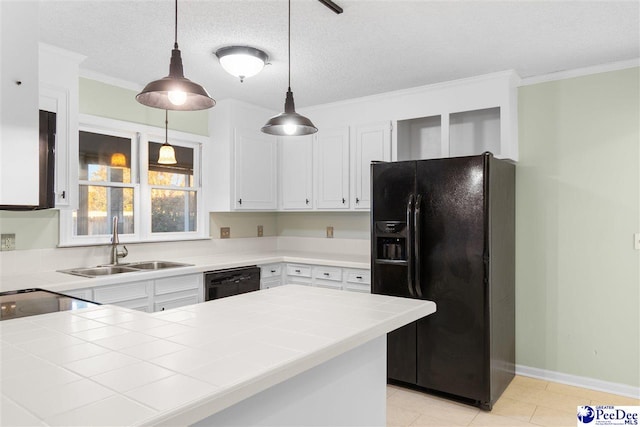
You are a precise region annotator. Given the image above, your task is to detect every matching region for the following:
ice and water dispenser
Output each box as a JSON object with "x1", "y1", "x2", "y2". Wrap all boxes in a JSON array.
[{"x1": 374, "y1": 221, "x2": 408, "y2": 263}]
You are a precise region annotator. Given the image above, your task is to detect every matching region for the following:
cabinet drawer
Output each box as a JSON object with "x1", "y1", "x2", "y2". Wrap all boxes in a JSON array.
[
  {"x1": 313, "y1": 266, "x2": 342, "y2": 282},
  {"x1": 315, "y1": 279, "x2": 343, "y2": 290},
  {"x1": 93, "y1": 281, "x2": 150, "y2": 304},
  {"x1": 261, "y1": 264, "x2": 282, "y2": 279},
  {"x1": 112, "y1": 298, "x2": 150, "y2": 312},
  {"x1": 286, "y1": 264, "x2": 311, "y2": 278},
  {"x1": 261, "y1": 277, "x2": 283, "y2": 289},
  {"x1": 345, "y1": 269, "x2": 371, "y2": 285},
  {"x1": 155, "y1": 274, "x2": 201, "y2": 295},
  {"x1": 154, "y1": 294, "x2": 199, "y2": 312}
]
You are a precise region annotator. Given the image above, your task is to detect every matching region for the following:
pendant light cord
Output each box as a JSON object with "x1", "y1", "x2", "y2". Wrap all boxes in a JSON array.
[
  {"x1": 165, "y1": 110, "x2": 169, "y2": 143},
  {"x1": 174, "y1": 0, "x2": 178, "y2": 49},
  {"x1": 288, "y1": 0, "x2": 291, "y2": 89}
]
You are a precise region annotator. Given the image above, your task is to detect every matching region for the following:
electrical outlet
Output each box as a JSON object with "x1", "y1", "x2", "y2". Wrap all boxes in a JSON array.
[
  {"x1": 257, "y1": 225, "x2": 263, "y2": 237},
  {"x1": 220, "y1": 227, "x2": 230, "y2": 239},
  {"x1": 635, "y1": 233, "x2": 640, "y2": 250},
  {"x1": 1, "y1": 234, "x2": 16, "y2": 251},
  {"x1": 326, "y1": 226, "x2": 334, "y2": 238}
]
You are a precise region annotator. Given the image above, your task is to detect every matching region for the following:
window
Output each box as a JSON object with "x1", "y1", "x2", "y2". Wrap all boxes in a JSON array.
[
  {"x1": 59, "y1": 115, "x2": 207, "y2": 246},
  {"x1": 147, "y1": 142, "x2": 197, "y2": 233}
]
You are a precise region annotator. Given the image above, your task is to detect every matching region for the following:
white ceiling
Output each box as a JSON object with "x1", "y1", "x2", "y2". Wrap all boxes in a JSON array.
[{"x1": 38, "y1": 0, "x2": 639, "y2": 111}]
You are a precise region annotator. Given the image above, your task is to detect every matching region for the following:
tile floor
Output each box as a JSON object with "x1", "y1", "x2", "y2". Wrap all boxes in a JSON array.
[{"x1": 387, "y1": 375, "x2": 640, "y2": 427}]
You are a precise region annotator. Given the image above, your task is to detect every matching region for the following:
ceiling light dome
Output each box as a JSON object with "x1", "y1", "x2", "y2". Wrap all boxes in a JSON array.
[{"x1": 216, "y1": 46, "x2": 268, "y2": 82}]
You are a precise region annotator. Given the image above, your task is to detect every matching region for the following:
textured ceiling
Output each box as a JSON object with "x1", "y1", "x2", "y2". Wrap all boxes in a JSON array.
[{"x1": 38, "y1": 0, "x2": 639, "y2": 111}]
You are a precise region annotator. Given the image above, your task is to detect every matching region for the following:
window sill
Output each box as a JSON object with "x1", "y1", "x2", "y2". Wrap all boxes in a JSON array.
[{"x1": 57, "y1": 235, "x2": 212, "y2": 248}]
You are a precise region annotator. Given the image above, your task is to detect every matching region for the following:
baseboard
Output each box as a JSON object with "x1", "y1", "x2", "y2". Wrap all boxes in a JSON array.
[{"x1": 516, "y1": 365, "x2": 640, "y2": 399}]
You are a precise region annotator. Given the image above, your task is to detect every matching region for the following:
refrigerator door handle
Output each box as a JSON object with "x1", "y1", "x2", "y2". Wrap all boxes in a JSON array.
[
  {"x1": 406, "y1": 194, "x2": 415, "y2": 297},
  {"x1": 414, "y1": 194, "x2": 423, "y2": 298}
]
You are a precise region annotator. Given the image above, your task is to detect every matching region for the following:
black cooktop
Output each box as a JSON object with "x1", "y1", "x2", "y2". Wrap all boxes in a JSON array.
[{"x1": 0, "y1": 288, "x2": 99, "y2": 321}]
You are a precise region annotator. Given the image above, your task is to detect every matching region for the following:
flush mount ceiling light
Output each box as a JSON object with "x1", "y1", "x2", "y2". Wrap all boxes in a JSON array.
[
  {"x1": 158, "y1": 110, "x2": 177, "y2": 165},
  {"x1": 261, "y1": 0, "x2": 317, "y2": 136},
  {"x1": 136, "y1": 0, "x2": 215, "y2": 111},
  {"x1": 216, "y1": 46, "x2": 269, "y2": 83}
]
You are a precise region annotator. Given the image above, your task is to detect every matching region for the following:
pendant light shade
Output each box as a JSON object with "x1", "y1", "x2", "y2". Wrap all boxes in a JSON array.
[
  {"x1": 110, "y1": 152, "x2": 127, "y2": 168},
  {"x1": 261, "y1": 0, "x2": 317, "y2": 136},
  {"x1": 216, "y1": 46, "x2": 268, "y2": 82},
  {"x1": 136, "y1": 0, "x2": 214, "y2": 111},
  {"x1": 261, "y1": 88, "x2": 317, "y2": 135},
  {"x1": 158, "y1": 110, "x2": 177, "y2": 165}
]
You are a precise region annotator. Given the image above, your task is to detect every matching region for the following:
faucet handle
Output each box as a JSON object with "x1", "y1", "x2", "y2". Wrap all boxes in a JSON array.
[{"x1": 119, "y1": 245, "x2": 128, "y2": 259}]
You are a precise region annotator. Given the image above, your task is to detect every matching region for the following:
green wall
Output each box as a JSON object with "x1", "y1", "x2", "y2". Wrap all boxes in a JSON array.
[
  {"x1": 79, "y1": 78, "x2": 209, "y2": 136},
  {"x1": 516, "y1": 67, "x2": 639, "y2": 387}
]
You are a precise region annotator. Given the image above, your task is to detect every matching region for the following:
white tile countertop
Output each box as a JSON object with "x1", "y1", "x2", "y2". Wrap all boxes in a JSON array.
[
  {"x1": 0, "y1": 285, "x2": 436, "y2": 426},
  {"x1": 0, "y1": 249, "x2": 370, "y2": 294}
]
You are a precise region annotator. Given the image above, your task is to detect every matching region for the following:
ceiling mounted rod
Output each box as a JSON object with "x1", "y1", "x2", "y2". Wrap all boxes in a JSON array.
[{"x1": 318, "y1": 0, "x2": 343, "y2": 14}]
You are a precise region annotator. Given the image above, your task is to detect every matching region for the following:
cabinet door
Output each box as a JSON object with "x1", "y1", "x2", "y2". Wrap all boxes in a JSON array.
[
  {"x1": 234, "y1": 128, "x2": 277, "y2": 210},
  {"x1": 315, "y1": 127, "x2": 350, "y2": 209},
  {"x1": 279, "y1": 136, "x2": 313, "y2": 210},
  {"x1": 354, "y1": 122, "x2": 391, "y2": 210},
  {"x1": 0, "y1": 1, "x2": 40, "y2": 206}
]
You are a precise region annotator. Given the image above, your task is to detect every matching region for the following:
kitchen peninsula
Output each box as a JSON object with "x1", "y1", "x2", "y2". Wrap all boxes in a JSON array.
[{"x1": 0, "y1": 285, "x2": 436, "y2": 426}]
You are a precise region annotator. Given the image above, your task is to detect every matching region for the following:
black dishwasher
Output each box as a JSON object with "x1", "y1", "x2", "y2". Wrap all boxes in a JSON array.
[{"x1": 204, "y1": 266, "x2": 261, "y2": 301}]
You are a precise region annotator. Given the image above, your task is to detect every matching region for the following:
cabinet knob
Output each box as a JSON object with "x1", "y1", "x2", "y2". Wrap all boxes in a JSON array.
[
  {"x1": 323, "y1": 272, "x2": 330, "y2": 276},
  {"x1": 238, "y1": 198, "x2": 242, "y2": 205},
  {"x1": 356, "y1": 197, "x2": 359, "y2": 204},
  {"x1": 270, "y1": 269, "x2": 276, "y2": 273},
  {"x1": 356, "y1": 276, "x2": 363, "y2": 280},
  {"x1": 342, "y1": 198, "x2": 345, "y2": 204},
  {"x1": 295, "y1": 269, "x2": 301, "y2": 273},
  {"x1": 61, "y1": 190, "x2": 66, "y2": 199},
  {"x1": 305, "y1": 198, "x2": 309, "y2": 205}
]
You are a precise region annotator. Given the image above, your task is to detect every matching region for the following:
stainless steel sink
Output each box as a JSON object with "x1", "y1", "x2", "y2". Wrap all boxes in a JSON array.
[
  {"x1": 125, "y1": 261, "x2": 193, "y2": 270},
  {"x1": 59, "y1": 265, "x2": 141, "y2": 278},
  {"x1": 58, "y1": 260, "x2": 193, "y2": 278}
]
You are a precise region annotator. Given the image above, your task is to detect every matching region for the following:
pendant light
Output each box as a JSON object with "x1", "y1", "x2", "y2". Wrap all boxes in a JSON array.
[
  {"x1": 158, "y1": 110, "x2": 177, "y2": 165},
  {"x1": 110, "y1": 152, "x2": 127, "y2": 168},
  {"x1": 136, "y1": 0, "x2": 215, "y2": 111},
  {"x1": 261, "y1": 0, "x2": 317, "y2": 136}
]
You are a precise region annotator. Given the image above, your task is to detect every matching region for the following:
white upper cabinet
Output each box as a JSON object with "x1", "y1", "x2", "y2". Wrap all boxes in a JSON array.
[
  {"x1": 392, "y1": 71, "x2": 519, "y2": 161},
  {"x1": 279, "y1": 135, "x2": 313, "y2": 210},
  {"x1": 206, "y1": 99, "x2": 278, "y2": 211},
  {"x1": 234, "y1": 128, "x2": 277, "y2": 210},
  {"x1": 315, "y1": 127, "x2": 350, "y2": 210},
  {"x1": 353, "y1": 122, "x2": 391, "y2": 209},
  {"x1": 39, "y1": 44, "x2": 84, "y2": 209},
  {"x1": 0, "y1": 1, "x2": 39, "y2": 206}
]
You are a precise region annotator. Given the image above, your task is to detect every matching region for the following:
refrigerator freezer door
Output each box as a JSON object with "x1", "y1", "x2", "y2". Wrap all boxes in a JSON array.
[
  {"x1": 414, "y1": 155, "x2": 489, "y2": 403},
  {"x1": 371, "y1": 161, "x2": 416, "y2": 298}
]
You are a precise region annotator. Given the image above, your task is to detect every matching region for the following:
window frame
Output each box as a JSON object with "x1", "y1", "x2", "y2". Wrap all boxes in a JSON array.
[{"x1": 59, "y1": 114, "x2": 208, "y2": 247}]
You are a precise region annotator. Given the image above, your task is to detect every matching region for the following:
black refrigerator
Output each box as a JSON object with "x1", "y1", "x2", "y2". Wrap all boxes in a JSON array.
[{"x1": 371, "y1": 153, "x2": 515, "y2": 410}]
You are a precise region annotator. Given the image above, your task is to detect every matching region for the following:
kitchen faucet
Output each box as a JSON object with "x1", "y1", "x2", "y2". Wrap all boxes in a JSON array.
[{"x1": 110, "y1": 216, "x2": 128, "y2": 265}]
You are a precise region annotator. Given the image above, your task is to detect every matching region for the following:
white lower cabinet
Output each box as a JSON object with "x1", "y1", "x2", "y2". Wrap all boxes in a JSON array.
[
  {"x1": 343, "y1": 269, "x2": 372, "y2": 293},
  {"x1": 284, "y1": 264, "x2": 313, "y2": 285},
  {"x1": 153, "y1": 274, "x2": 203, "y2": 312},
  {"x1": 260, "y1": 263, "x2": 283, "y2": 289},
  {"x1": 312, "y1": 266, "x2": 343, "y2": 289},
  {"x1": 92, "y1": 280, "x2": 152, "y2": 312},
  {"x1": 277, "y1": 263, "x2": 370, "y2": 292},
  {"x1": 61, "y1": 273, "x2": 203, "y2": 313}
]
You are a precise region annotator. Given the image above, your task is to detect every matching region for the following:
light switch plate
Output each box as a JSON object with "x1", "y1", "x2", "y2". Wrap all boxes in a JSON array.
[
  {"x1": 326, "y1": 226, "x2": 334, "y2": 238},
  {"x1": 220, "y1": 227, "x2": 230, "y2": 239},
  {"x1": 1, "y1": 234, "x2": 16, "y2": 251},
  {"x1": 257, "y1": 225, "x2": 263, "y2": 237}
]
